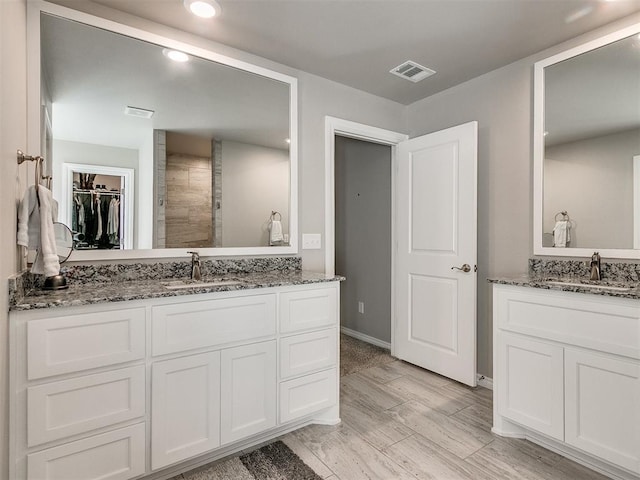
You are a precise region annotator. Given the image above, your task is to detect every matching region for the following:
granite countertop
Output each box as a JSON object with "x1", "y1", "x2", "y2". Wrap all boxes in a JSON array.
[
  {"x1": 11, "y1": 270, "x2": 345, "y2": 311},
  {"x1": 488, "y1": 275, "x2": 640, "y2": 299}
]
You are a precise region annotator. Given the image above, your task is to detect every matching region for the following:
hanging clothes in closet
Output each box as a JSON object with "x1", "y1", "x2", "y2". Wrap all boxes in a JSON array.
[{"x1": 71, "y1": 190, "x2": 121, "y2": 249}]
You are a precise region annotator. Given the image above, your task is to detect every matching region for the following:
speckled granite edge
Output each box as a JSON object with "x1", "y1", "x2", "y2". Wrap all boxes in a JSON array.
[
  {"x1": 9, "y1": 256, "x2": 302, "y2": 308},
  {"x1": 11, "y1": 270, "x2": 344, "y2": 311},
  {"x1": 529, "y1": 258, "x2": 640, "y2": 282}
]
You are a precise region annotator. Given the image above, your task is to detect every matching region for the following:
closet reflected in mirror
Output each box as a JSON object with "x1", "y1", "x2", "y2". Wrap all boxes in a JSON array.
[{"x1": 63, "y1": 164, "x2": 133, "y2": 250}]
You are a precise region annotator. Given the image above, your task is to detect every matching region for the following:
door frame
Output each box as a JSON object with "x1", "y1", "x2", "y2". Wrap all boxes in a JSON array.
[{"x1": 324, "y1": 116, "x2": 408, "y2": 354}]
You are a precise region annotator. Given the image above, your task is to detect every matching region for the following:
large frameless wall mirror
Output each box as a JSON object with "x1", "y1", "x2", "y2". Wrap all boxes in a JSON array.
[
  {"x1": 533, "y1": 22, "x2": 640, "y2": 258},
  {"x1": 29, "y1": 2, "x2": 298, "y2": 260}
]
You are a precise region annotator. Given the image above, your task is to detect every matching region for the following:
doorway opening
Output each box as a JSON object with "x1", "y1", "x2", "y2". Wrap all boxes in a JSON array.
[
  {"x1": 324, "y1": 117, "x2": 408, "y2": 355},
  {"x1": 335, "y1": 135, "x2": 393, "y2": 348}
]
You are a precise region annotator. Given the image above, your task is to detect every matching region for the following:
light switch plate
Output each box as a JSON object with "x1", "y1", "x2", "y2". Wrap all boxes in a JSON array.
[{"x1": 302, "y1": 234, "x2": 322, "y2": 250}]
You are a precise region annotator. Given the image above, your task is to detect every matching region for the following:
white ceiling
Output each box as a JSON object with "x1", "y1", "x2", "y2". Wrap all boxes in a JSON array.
[{"x1": 49, "y1": 0, "x2": 640, "y2": 105}]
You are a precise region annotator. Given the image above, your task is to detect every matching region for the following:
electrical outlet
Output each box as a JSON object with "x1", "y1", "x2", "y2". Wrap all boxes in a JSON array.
[
  {"x1": 358, "y1": 301, "x2": 364, "y2": 314},
  {"x1": 302, "y1": 233, "x2": 322, "y2": 249}
]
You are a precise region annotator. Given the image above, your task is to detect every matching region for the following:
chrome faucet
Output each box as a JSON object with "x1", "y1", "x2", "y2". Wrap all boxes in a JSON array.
[
  {"x1": 187, "y1": 251, "x2": 201, "y2": 281},
  {"x1": 589, "y1": 252, "x2": 601, "y2": 281}
]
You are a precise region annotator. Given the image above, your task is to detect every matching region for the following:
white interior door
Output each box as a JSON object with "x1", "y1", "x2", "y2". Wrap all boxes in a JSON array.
[{"x1": 395, "y1": 121, "x2": 477, "y2": 386}]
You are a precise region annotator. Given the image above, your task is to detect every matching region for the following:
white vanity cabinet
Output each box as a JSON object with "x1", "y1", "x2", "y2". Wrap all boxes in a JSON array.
[
  {"x1": 10, "y1": 281, "x2": 340, "y2": 480},
  {"x1": 493, "y1": 284, "x2": 640, "y2": 479}
]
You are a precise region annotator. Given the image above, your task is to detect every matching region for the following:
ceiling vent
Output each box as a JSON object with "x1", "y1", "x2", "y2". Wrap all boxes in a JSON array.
[
  {"x1": 390, "y1": 61, "x2": 436, "y2": 83},
  {"x1": 124, "y1": 106, "x2": 154, "y2": 119}
]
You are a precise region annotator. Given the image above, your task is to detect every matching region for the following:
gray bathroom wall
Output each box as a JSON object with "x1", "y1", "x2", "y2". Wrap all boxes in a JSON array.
[{"x1": 335, "y1": 136, "x2": 392, "y2": 343}]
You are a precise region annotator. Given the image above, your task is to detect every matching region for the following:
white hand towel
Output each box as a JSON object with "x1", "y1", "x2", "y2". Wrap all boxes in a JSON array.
[
  {"x1": 270, "y1": 219, "x2": 284, "y2": 244},
  {"x1": 553, "y1": 220, "x2": 570, "y2": 248},
  {"x1": 30, "y1": 186, "x2": 61, "y2": 277}
]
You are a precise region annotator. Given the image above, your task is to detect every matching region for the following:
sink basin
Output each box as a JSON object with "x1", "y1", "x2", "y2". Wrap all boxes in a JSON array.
[
  {"x1": 163, "y1": 279, "x2": 243, "y2": 290},
  {"x1": 545, "y1": 280, "x2": 632, "y2": 292}
]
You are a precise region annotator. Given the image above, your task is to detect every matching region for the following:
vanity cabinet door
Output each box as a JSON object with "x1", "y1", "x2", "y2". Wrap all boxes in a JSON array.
[
  {"x1": 565, "y1": 349, "x2": 640, "y2": 474},
  {"x1": 497, "y1": 332, "x2": 564, "y2": 440},
  {"x1": 220, "y1": 341, "x2": 276, "y2": 445},
  {"x1": 151, "y1": 352, "x2": 221, "y2": 470}
]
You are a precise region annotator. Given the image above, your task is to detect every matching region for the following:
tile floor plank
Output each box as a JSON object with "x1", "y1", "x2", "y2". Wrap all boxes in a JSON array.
[
  {"x1": 387, "y1": 399, "x2": 494, "y2": 459},
  {"x1": 382, "y1": 432, "x2": 494, "y2": 480},
  {"x1": 293, "y1": 424, "x2": 417, "y2": 480},
  {"x1": 340, "y1": 372, "x2": 408, "y2": 411}
]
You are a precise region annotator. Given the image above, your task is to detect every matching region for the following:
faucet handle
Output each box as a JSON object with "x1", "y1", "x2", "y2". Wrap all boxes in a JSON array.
[{"x1": 187, "y1": 251, "x2": 200, "y2": 261}]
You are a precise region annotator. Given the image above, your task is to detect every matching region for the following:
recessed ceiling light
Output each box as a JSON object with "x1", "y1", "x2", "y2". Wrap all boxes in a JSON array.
[
  {"x1": 184, "y1": 0, "x2": 221, "y2": 18},
  {"x1": 162, "y1": 48, "x2": 189, "y2": 63}
]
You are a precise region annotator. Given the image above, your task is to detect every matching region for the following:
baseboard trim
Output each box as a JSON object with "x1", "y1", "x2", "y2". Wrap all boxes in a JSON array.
[
  {"x1": 476, "y1": 374, "x2": 493, "y2": 390},
  {"x1": 340, "y1": 327, "x2": 391, "y2": 350}
]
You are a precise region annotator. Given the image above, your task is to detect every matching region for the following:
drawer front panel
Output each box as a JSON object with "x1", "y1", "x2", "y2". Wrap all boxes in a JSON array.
[
  {"x1": 28, "y1": 366, "x2": 145, "y2": 447},
  {"x1": 27, "y1": 423, "x2": 145, "y2": 480},
  {"x1": 280, "y1": 329, "x2": 337, "y2": 379},
  {"x1": 28, "y1": 308, "x2": 146, "y2": 380},
  {"x1": 279, "y1": 368, "x2": 337, "y2": 423},
  {"x1": 496, "y1": 286, "x2": 640, "y2": 359},
  {"x1": 280, "y1": 288, "x2": 337, "y2": 333},
  {"x1": 151, "y1": 294, "x2": 276, "y2": 356}
]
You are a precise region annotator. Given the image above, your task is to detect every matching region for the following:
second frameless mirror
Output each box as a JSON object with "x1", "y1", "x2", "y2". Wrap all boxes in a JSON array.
[{"x1": 541, "y1": 32, "x2": 640, "y2": 251}]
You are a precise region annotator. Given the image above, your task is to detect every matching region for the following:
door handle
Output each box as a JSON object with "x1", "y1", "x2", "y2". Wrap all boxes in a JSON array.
[{"x1": 451, "y1": 264, "x2": 471, "y2": 273}]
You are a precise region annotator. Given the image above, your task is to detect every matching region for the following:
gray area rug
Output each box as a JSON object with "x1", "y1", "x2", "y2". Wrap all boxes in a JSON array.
[
  {"x1": 340, "y1": 333, "x2": 395, "y2": 376},
  {"x1": 183, "y1": 441, "x2": 322, "y2": 480}
]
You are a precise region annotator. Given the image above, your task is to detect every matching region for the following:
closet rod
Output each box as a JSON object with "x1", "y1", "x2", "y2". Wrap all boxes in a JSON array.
[{"x1": 74, "y1": 190, "x2": 121, "y2": 196}]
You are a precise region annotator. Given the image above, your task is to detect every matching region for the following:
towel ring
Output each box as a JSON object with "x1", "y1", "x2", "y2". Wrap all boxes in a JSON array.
[
  {"x1": 271, "y1": 211, "x2": 282, "y2": 221},
  {"x1": 554, "y1": 211, "x2": 570, "y2": 222},
  {"x1": 17, "y1": 149, "x2": 49, "y2": 192}
]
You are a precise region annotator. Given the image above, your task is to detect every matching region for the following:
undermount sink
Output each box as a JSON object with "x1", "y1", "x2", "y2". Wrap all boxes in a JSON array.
[
  {"x1": 545, "y1": 280, "x2": 632, "y2": 292},
  {"x1": 163, "y1": 279, "x2": 243, "y2": 290}
]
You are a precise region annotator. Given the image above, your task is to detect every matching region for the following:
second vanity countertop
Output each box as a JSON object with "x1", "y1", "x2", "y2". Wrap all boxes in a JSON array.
[
  {"x1": 11, "y1": 270, "x2": 345, "y2": 312},
  {"x1": 489, "y1": 275, "x2": 640, "y2": 299}
]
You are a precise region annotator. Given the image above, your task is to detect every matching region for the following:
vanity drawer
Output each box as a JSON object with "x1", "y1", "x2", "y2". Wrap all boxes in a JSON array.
[
  {"x1": 27, "y1": 308, "x2": 146, "y2": 380},
  {"x1": 151, "y1": 294, "x2": 276, "y2": 356},
  {"x1": 27, "y1": 366, "x2": 145, "y2": 447},
  {"x1": 27, "y1": 423, "x2": 145, "y2": 480},
  {"x1": 280, "y1": 328, "x2": 337, "y2": 379},
  {"x1": 279, "y1": 287, "x2": 337, "y2": 333},
  {"x1": 495, "y1": 286, "x2": 640, "y2": 359},
  {"x1": 279, "y1": 368, "x2": 337, "y2": 423}
]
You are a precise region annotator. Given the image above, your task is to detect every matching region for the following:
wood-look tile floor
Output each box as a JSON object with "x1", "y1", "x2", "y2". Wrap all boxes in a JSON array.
[{"x1": 279, "y1": 359, "x2": 610, "y2": 480}]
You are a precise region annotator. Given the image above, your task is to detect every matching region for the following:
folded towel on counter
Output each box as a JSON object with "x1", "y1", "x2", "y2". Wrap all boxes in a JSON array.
[
  {"x1": 553, "y1": 220, "x2": 570, "y2": 248},
  {"x1": 270, "y1": 219, "x2": 284, "y2": 244},
  {"x1": 17, "y1": 185, "x2": 61, "y2": 277}
]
